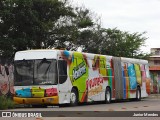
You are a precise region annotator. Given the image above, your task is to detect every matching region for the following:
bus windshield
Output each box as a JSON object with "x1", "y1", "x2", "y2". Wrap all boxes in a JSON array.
[{"x1": 14, "y1": 59, "x2": 58, "y2": 86}]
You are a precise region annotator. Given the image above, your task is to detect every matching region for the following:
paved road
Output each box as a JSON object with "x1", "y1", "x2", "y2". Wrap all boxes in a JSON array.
[
  {"x1": 6, "y1": 98, "x2": 160, "y2": 111},
  {"x1": 1, "y1": 98, "x2": 160, "y2": 120}
]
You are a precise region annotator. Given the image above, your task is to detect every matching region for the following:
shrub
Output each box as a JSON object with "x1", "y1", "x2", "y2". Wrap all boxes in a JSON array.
[{"x1": 0, "y1": 95, "x2": 15, "y2": 110}]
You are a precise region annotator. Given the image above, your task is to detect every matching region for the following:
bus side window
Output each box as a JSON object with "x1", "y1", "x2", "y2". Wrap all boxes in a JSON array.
[
  {"x1": 122, "y1": 62, "x2": 128, "y2": 75},
  {"x1": 58, "y1": 60, "x2": 67, "y2": 84},
  {"x1": 92, "y1": 58, "x2": 99, "y2": 69},
  {"x1": 145, "y1": 65, "x2": 150, "y2": 78},
  {"x1": 100, "y1": 60, "x2": 105, "y2": 69},
  {"x1": 73, "y1": 58, "x2": 77, "y2": 66},
  {"x1": 106, "y1": 60, "x2": 112, "y2": 75},
  {"x1": 140, "y1": 64, "x2": 146, "y2": 81},
  {"x1": 88, "y1": 59, "x2": 93, "y2": 69}
]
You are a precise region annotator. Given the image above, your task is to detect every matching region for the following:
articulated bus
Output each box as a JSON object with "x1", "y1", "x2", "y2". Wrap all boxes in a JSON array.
[{"x1": 13, "y1": 49, "x2": 151, "y2": 106}]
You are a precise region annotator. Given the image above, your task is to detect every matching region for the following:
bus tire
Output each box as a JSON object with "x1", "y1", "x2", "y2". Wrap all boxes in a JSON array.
[
  {"x1": 136, "y1": 87, "x2": 141, "y2": 101},
  {"x1": 70, "y1": 88, "x2": 78, "y2": 106},
  {"x1": 32, "y1": 104, "x2": 47, "y2": 108},
  {"x1": 105, "y1": 87, "x2": 111, "y2": 104}
]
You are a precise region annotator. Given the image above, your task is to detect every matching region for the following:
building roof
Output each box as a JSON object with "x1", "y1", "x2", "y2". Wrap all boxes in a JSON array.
[
  {"x1": 150, "y1": 55, "x2": 160, "y2": 57},
  {"x1": 149, "y1": 66, "x2": 160, "y2": 71}
]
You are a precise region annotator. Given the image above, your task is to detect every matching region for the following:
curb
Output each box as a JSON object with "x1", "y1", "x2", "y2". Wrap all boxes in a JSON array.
[{"x1": 148, "y1": 94, "x2": 160, "y2": 99}]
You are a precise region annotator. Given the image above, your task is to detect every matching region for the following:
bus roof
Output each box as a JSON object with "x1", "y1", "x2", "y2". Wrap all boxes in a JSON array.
[
  {"x1": 121, "y1": 57, "x2": 148, "y2": 64},
  {"x1": 14, "y1": 49, "x2": 58, "y2": 60},
  {"x1": 14, "y1": 49, "x2": 148, "y2": 64}
]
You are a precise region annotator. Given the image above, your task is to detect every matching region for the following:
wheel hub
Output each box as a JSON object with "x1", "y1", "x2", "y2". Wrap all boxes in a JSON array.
[
  {"x1": 106, "y1": 91, "x2": 110, "y2": 102},
  {"x1": 71, "y1": 93, "x2": 76, "y2": 103},
  {"x1": 137, "y1": 90, "x2": 140, "y2": 99}
]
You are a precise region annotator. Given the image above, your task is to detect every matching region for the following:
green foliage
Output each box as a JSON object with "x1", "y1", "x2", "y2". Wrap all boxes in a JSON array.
[
  {"x1": 74, "y1": 27, "x2": 150, "y2": 59},
  {"x1": 0, "y1": 95, "x2": 15, "y2": 110},
  {"x1": 134, "y1": 53, "x2": 152, "y2": 60},
  {"x1": 0, "y1": 0, "x2": 94, "y2": 58},
  {"x1": 0, "y1": 0, "x2": 150, "y2": 59},
  {"x1": 102, "y1": 28, "x2": 147, "y2": 57}
]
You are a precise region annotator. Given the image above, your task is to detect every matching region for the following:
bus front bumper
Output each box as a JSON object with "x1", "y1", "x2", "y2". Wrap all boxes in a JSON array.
[{"x1": 13, "y1": 96, "x2": 59, "y2": 105}]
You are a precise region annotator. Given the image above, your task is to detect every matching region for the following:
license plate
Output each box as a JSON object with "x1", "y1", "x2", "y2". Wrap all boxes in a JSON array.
[{"x1": 47, "y1": 98, "x2": 54, "y2": 102}]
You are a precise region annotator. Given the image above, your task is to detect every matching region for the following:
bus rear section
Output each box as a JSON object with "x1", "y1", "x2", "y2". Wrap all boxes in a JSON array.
[{"x1": 112, "y1": 57, "x2": 151, "y2": 100}]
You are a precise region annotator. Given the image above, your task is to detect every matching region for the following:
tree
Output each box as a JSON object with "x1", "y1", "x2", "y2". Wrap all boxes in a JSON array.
[
  {"x1": 100, "y1": 28, "x2": 149, "y2": 58},
  {"x1": 53, "y1": 6, "x2": 95, "y2": 50},
  {"x1": 0, "y1": 0, "x2": 94, "y2": 58},
  {"x1": 0, "y1": 0, "x2": 150, "y2": 60},
  {"x1": 72, "y1": 27, "x2": 150, "y2": 59}
]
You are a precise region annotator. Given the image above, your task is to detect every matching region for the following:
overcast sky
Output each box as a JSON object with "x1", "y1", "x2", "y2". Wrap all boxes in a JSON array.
[{"x1": 72, "y1": 0, "x2": 160, "y2": 53}]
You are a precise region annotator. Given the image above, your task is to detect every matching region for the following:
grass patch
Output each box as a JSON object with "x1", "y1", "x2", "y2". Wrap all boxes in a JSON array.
[{"x1": 0, "y1": 95, "x2": 15, "y2": 110}]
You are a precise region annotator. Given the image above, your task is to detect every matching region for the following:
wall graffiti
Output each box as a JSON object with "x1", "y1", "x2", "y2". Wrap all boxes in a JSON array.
[
  {"x1": 150, "y1": 72, "x2": 160, "y2": 93},
  {"x1": 0, "y1": 64, "x2": 14, "y2": 96},
  {"x1": 1, "y1": 62, "x2": 159, "y2": 96}
]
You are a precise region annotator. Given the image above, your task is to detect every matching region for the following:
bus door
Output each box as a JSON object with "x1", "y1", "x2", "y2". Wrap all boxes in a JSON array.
[{"x1": 57, "y1": 57, "x2": 70, "y2": 104}]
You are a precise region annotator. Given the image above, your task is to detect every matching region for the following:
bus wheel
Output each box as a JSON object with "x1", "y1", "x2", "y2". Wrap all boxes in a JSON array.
[
  {"x1": 136, "y1": 87, "x2": 141, "y2": 101},
  {"x1": 32, "y1": 105, "x2": 47, "y2": 108},
  {"x1": 105, "y1": 87, "x2": 111, "y2": 104},
  {"x1": 70, "y1": 88, "x2": 78, "y2": 106}
]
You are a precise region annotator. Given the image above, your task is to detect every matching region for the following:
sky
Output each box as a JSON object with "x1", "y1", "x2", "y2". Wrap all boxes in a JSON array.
[{"x1": 72, "y1": 0, "x2": 160, "y2": 53}]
